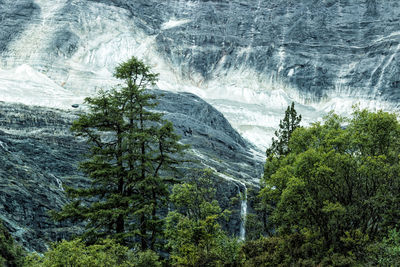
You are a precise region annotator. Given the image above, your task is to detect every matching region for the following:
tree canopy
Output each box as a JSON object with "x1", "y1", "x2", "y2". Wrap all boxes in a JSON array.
[
  {"x1": 165, "y1": 169, "x2": 241, "y2": 266},
  {"x1": 258, "y1": 108, "x2": 400, "y2": 264}
]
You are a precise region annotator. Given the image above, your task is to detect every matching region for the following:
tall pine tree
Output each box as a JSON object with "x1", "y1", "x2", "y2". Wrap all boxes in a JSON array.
[
  {"x1": 256, "y1": 102, "x2": 302, "y2": 234},
  {"x1": 266, "y1": 102, "x2": 301, "y2": 158},
  {"x1": 53, "y1": 57, "x2": 187, "y2": 251}
]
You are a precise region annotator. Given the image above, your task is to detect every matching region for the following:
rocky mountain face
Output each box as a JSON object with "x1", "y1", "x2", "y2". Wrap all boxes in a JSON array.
[
  {"x1": 110, "y1": 0, "x2": 400, "y2": 100},
  {"x1": 0, "y1": 90, "x2": 263, "y2": 251},
  {"x1": 0, "y1": 102, "x2": 84, "y2": 251},
  {"x1": 1, "y1": 0, "x2": 399, "y2": 147}
]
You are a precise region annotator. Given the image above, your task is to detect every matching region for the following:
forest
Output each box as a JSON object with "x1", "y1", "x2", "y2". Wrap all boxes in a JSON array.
[{"x1": 2, "y1": 57, "x2": 400, "y2": 266}]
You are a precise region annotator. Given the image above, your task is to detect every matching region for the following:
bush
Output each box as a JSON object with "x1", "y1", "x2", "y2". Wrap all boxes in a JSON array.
[
  {"x1": 131, "y1": 250, "x2": 162, "y2": 267},
  {"x1": 24, "y1": 239, "x2": 135, "y2": 267}
]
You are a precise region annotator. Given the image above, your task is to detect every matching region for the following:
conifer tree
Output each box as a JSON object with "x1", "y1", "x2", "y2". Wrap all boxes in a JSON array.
[
  {"x1": 266, "y1": 102, "x2": 301, "y2": 158},
  {"x1": 256, "y1": 102, "x2": 302, "y2": 234},
  {"x1": 0, "y1": 220, "x2": 24, "y2": 267},
  {"x1": 53, "y1": 57, "x2": 187, "y2": 251}
]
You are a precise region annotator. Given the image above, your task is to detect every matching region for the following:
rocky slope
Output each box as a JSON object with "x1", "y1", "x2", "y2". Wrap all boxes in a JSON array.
[
  {"x1": 0, "y1": 90, "x2": 263, "y2": 251},
  {"x1": 1, "y1": 0, "x2": 399, "y2": 148}
]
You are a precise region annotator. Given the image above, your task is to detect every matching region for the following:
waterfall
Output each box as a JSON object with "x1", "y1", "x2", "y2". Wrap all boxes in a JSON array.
[
  {"x1": 55, "y1": 177, "x2": 64, "y2": 191},
  {"x1": 238, "y1": 185, "x2": 248, "y2": 241},
  {"x1": 0, "y1": 141, "x2": 9, "y2": 152}
]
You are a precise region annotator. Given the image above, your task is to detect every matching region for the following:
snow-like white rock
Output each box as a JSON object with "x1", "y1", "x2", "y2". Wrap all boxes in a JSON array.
[
  {"x1": 161, "y1": 19, "x2": 191, "y2": 30},
  {"x1": 0, "y1": 65, "x2": 83, "y2": 108}
]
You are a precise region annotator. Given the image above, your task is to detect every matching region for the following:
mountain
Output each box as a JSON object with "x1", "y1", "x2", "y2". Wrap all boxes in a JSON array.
[
  {"x1": 1, "y1": 0, "x2": 399, "y2": 148},
  {"x1": 0, "y1": 0, "x2": 399, "y2": 250}
]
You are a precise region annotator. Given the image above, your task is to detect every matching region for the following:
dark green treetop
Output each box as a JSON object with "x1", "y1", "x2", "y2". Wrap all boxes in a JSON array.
[{"x1": 266, "y1": 102, "x2": 301, "y2": 158}]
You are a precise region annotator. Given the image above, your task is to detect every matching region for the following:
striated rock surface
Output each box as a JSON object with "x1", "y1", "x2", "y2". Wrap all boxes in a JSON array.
[
  {"x1": 0, "y1": 102, "x2": 85, "y2": 251},
  {"x1": 0, "y1": 90, "x2": 263, "y2": 251},
  {"x1": 1, "y1": 1, "x2": 399, "y2": 148},
  {"x1": 0, "y1": 0, "x2": 38, "y2": 53},
  {"x1": 143, "y1": 0, "x2": 400, "y2": 101}
]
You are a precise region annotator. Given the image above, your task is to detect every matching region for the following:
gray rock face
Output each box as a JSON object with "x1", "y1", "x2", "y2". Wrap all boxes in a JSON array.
[
  {"x1": 0, "y1": 0, "x2": 399, "y2": 148},
  {"x1": 87, "y1": 0, "x2": 400, "y2": 101},
  {"x1": 0, "y1": 90, "x2": 263, "y2": 251},
  {"x1": 153, "y1": 90, "x2": 261, "y2": 183},
  {"x1": 0, "y1": 103, "x2": 86, "y2": 251},
  {"x1": 0, "y1": 0, "x2": 38, "y2": 53},
  {"x1": 1, "y1": 0, "x2": 399, "y2": 149}
]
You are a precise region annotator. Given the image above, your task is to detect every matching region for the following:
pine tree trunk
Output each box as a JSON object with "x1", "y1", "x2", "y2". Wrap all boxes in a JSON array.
[
  {"x1": 116, "y1": 214, "x2": 124, "y2": 234},
  {"x1": 150, "y1": 188, "x2": 157, "y2": 250},
  {"x1": 140, "y1": 213, "x2": 147, "y2": 250}
]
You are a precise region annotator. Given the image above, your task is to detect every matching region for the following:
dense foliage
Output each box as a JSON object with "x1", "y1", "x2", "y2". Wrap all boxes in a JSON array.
[
  {"x1": 25, "y1": 238, "x2": 163, "y2": 267},
  {"x1": 165, "y1": 169, "x2": 241, "y2": 266},
  {"x1": 0, "y1": 220, "x2": 24, "y2": 267},
  {"x1": 25, "y1": 239, "x2": 136, "y2": 267},
  {"x1": 254, "y1": 108, "x2": 400, "y2": 265}
]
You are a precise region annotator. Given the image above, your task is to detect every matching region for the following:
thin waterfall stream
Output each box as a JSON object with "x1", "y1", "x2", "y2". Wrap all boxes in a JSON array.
[{"x1": 238, "y1": 184, "x2": 247, "y2": 241}]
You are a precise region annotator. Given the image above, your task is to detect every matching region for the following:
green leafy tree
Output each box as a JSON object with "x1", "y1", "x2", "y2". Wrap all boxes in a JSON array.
[
  {"x1": 131, "y1": 250, "x2": 162, "y2": 267},
  {"x1": 0, "y1": 220, "x2": 25, "y2": 267},
  {"x1": 165, "y1": 169, "x2": 242, "y2": 266},
  {"x1": 241, "y1": 233, "x2": 322, "y2": 267},
  {"x1": 258, "y1": 109, "x2": 400, "y2": 264},
  {"x1": 366, "y1": 229, "x2": 400, "y2": 265},
  {"x1": 53, "y1": 57, "x2": 187, "y2": 250},
  {"x1": 25, "y1": 239, "x2": 163, "y2": 267}
]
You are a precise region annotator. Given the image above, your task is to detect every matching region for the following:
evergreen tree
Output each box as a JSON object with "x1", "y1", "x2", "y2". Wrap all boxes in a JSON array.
[
  {"x1": 255, "y1": 102, "x2": 302, "y2": 234},
  {"x1": 266, "y1": 102, "x2": 301, "y2": 158},
  {"x1": 0, "y1": 220, "x2": 24, "y2": 267},
  {"x1": 53, "y1": 57, "x2": 187, "y2": 251}
]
